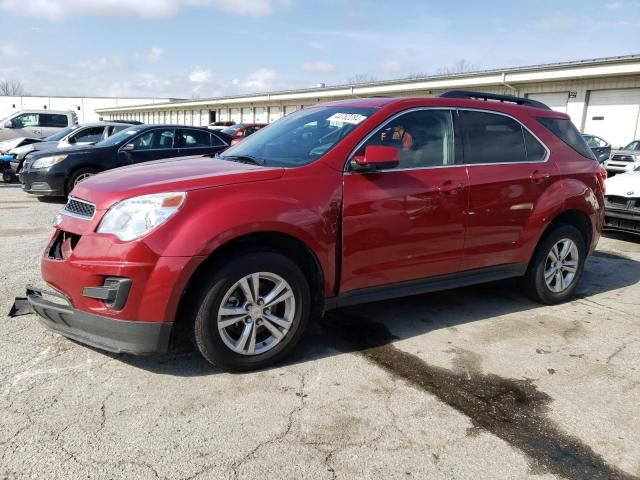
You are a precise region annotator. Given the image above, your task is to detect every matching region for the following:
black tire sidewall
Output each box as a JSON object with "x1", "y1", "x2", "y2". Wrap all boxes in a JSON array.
[
  {"x1": 193, "y1": 251, "x2": 311, "y2": 371},
  {"x1": 526, "y1": 225, "x2": 586, "y2": 304}
]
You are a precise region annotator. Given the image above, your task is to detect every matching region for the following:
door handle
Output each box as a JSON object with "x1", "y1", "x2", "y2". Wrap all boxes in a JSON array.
[
  {"x1": 530, "y1": 170, "x2": 550, "y2": 184},
  {"x1": 438, "y1": 180, "x2": 464, "y2": 195}
]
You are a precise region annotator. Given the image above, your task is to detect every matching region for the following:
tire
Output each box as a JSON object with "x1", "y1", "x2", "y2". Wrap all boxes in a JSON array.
[
  {"x1": 192, "y1": 251, "x2": 311, "y2": 371},
  {"x1": 521, "y1": 224, "x2": 587, "y2": 304},
  {"x1": 2, "y1": 170, "x2": 14, "y2": 183},
  {"x1": 66, "y1": 168, "x2": 98, "y2": 195}
]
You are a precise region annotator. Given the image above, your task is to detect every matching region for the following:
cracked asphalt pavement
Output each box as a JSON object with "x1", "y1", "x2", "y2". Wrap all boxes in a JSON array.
[{"x1": 1, "y1": 183, "x2": 639, "y2": 479}]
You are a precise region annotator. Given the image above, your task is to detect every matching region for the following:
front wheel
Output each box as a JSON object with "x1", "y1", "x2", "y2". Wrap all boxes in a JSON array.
[
  {"x1": 193, "y1": 251, "x2": 311, "y2": 371},
  {"x1": 521, "y1": 224, "x2": 586, "y2": 304},
  {"x1": 66, "y1": 167, "x2": 98, "y2": 195}
]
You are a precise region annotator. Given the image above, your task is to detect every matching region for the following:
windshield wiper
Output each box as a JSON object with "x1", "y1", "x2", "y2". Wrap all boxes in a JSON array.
[{"x1": 219, "y1": 155, "x2": 266, "y2": 166}]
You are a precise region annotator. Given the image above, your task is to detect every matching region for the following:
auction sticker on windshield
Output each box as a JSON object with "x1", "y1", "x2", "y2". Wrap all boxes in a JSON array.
[{"x1": 327, "y1": 113, "x2": 368, "y2": 124}]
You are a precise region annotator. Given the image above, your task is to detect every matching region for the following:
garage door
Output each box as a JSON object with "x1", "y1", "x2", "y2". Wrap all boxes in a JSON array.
[
  {"x1": 584, "y1": 89, "x2": 640, "y2": 149},
  {"x1": 230, "y1": 108, "x2": 241, "y2": 123},
  {"x1": 254, "y1": 107, "x2": 267, "y2": 123},
  {"x1": 269, "y1": 106, "x2": 282, "y2": 123},
  {"x1": 527, "y1": 92, "x2": 568, "y2": 113},
  {"x1": 284, "y1": 105, "x2": 298, "y2": 116}
]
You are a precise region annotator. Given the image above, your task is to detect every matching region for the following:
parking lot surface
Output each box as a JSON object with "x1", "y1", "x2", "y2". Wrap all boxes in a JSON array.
[{"x1": 1, "y1": 183, "x2": 639, "y2": 480}]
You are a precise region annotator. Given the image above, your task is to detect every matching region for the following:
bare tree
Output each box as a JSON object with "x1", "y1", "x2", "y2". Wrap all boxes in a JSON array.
[
  {"x1": 347, "y1": 74, "x2": 377, "y2": 84},
  {"x1": 0, "y1": 79, "x2": 26, "y2": 96},
  {"x1": 406, "y1": 72, "x2": 429, "y2": 80},
  {"x1": 437, "y1": 60, "x2": 480, "y2": 75}
]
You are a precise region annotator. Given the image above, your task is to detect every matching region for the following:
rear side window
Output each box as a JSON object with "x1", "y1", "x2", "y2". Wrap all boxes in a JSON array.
[
  {"x1": 179, "y1": 129, "x2": 211, "y2": 147},
  {"x1": 41, "y1": 114, "x2": 69, "y2": 128},
  {"x1": 538, "y1": 117, "x2": 595, "y2": 160},
  {"x1": 524, "y1": 130, "x2": 547, "y2": 162},
  {"x1": 211, "y1": 134, "x2": 225, "y2": 146},
  {"x1": 461, "y1": 111, "x2": 527, "y2": 164}
]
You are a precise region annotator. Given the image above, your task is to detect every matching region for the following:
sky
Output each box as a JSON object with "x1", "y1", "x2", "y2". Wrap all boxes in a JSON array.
[{"x1": 0, "y1": 0, "x2": 638, "y2": 99}]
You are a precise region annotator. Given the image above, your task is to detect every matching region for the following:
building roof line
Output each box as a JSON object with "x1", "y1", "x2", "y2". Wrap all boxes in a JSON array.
[{"x1": 96, "y1": 54, "x2": 640, "y2": 113}]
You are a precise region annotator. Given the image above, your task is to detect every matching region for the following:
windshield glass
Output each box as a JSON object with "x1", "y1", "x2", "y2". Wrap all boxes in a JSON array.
[
  {"x1": 623, "y1": 141, "x2": 640, "y2": 151},
  {"x1": 222, "y1": 125, "x2": 242, "y2": 134},
  {"x1": 220, "y1": 106, "x2": 377, "y2": 167},
  {"x1": 95, "y1": 126, "x2": 145, "y2": 147},
  {"x1": 44, "y1": 126, "x2": 77, "y2": 141}
]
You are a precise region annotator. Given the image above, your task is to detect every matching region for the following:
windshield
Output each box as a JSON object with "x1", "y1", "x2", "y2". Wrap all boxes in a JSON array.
[
  {"x1": 220, "y1": 106, "x2": 377, "y2": 167},
  {"x1": 222, "y1": 125, "x2": 242, "y2": 134},
  {"x1": 95, "y1": 126, "x2": 145, "y2": 147},
  {"x1": 44, "y1": 126, "x2": 77, "y2": 141},
  {"x1": 623, "y1": 141, "x2": 640, "y2": 151}
]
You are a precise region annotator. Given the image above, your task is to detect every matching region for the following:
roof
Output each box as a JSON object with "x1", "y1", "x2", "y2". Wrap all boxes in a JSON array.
[{"x1": 96, "y1": 54, "x2": 640, "y2": 113}]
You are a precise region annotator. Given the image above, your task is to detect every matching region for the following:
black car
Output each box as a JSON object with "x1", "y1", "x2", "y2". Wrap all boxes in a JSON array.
[
  {"x1": 581, "y1": 134, "x2": 611, "y2": 163},
  {"x1": 20, "y1": 125, "x2": 231, "y2": 197}
]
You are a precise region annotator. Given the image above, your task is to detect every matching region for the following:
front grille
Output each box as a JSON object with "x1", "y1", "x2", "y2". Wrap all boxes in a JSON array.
[
  {"x1": 611, "y1": 154, "x2": 635, "y2": 162},
  {"x1": 605, "y1": 196, "x2": 640, "y2": 211},
  {"x1": 64, "y1": 197, "x2": 96, "y2": 219}
]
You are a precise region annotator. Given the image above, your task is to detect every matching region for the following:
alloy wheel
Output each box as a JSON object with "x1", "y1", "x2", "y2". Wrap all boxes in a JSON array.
[
  {"x1": 217, "y1": 272, "x2": 296, "y2": 356},
  {"x1": 544, "y1": 238, "x2": 579, "y2": 293}
]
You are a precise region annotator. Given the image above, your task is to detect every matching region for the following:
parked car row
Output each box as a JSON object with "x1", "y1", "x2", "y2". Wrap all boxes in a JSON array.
[{"x1": 25, "y1": 90, "x2": 610, "y2": 372}]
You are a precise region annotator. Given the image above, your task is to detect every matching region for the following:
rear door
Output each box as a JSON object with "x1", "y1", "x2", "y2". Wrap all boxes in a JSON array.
[
  {"x1": 40, "y1": 113, "x2": 69, "y2": 137},
  {"x1": 459, "y1": 109, "x2": 557, "y2": 271},
  {"x1": 341, "y1": 108, "x2": 469, "y2": 293},
  {"x1": 117, "y1": 128, "x2": 178, "y2": 166},
  {"x1": 176, "y1": 128, "x2": 218, "y2": 157}
]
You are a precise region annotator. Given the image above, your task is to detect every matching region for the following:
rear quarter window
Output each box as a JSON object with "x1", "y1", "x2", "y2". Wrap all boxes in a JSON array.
[{"x1": 537, "y1": 117, "x2": 595, "y2": 160}]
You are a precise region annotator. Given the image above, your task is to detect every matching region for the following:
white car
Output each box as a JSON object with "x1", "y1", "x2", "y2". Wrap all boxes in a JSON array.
[
  {"x1": 603, "y1": 140, "x2": 640, "y2": 174},
  {"x1": 604, "y1": 167, "x2": 640, "y2": 233}
]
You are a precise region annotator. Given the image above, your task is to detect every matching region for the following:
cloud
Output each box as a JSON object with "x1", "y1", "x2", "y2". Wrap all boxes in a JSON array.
[
  {"x1": 303, "y1": 61, "x2": 335, "y2": 73},
  {"x1": 382, "y1": 60, "x2": 403, "y2": 73},
  {"x1": 241, "y1": 68, "x2": 277, "y2": 90},
  {"x1": 189, "y1": 67, "x2": 211, "y2": 83},
  {"x1": 606, "y1": 1, "x2": 623, "y2": 9},
  {"x1": 146, "y1": 46, "x2": 165, "y2": 63},
  {"x1": 0, "y1": 42, "x2": 21, "y2": 56},
  {"x1": 0, "y1": 0, "x2": 289, "y2": 20}
]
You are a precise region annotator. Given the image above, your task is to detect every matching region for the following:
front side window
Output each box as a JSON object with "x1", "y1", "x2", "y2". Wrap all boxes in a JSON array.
[
  {"x1": 354, "y1": 109, "x2": 455, "y2": 169},
  {"x1": 220, "y1": 106, "x2": 376, "y2": 167},
  {"x1": 130, "y1": 129, "x2": 175, "y2": 150},
  {"x1": 461, "y1": 111, "x2": 529, "y2": 164},
  {"x1": 13, "y1": 113, "x2": 39, "y2": 128}
]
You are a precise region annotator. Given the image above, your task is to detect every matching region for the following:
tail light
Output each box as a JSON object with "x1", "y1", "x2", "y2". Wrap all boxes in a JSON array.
[{"x1": 596, "y1": 166, "x2": 607, "y2": 194}]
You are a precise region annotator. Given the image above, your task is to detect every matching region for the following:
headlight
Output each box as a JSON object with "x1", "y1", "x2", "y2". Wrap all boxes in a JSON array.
[
  {"x1": 96, "y1": 192, "x2": 186, "y2": 241},
  {"x1": 31, "y1": 155, "x2": 67, "y2": 169}
]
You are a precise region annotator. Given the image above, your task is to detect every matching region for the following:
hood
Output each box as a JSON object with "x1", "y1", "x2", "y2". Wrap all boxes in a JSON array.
[
  {"x1": 30, "y1": 145, "x2": 103, "y2": 159},
  {"x1": 72, "y1": 155, "x2": 285, "y2": 209},
  {"x1": 605, "y1": 171, "x2": 640, "y2": 197},
  {"x1": 611, "y1": 150, "x2": 640, "y2": 157},
  {"x1": 0, "y1": 137, "x2": 40, "y2": 153}
]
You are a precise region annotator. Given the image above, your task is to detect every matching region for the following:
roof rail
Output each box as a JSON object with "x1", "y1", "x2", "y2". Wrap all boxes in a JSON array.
[{"x1": 439, "y1": 90, "x2": 551, "y2": 110}]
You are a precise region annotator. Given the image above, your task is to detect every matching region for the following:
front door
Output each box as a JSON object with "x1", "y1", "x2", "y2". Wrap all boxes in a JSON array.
[
  {"x1": 341, "y1": 108, "x2": 468, "y2": 293},
  {"x1": 458, "y1": 109, "x2": 558, "y2": 270}
]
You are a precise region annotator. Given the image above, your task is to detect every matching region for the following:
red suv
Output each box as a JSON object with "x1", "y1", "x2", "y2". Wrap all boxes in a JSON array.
[{"x1": 28, "y1": 91, "x2": 606, "y2": 371}]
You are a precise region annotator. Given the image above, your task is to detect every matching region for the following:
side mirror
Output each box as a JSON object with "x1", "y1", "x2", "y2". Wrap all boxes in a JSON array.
[
  {"x1": 67, "y1": 136, "x2": 76, "y2": 144},
  {"x1": 351, "y1": 145, "x2": 400, "y2": 172},
  {"x1": 3, "y1": 121, "x2": 13, "y2": 128},
  {"x1": 122, "y1": 143, "x2": 135, "y2": 152}
]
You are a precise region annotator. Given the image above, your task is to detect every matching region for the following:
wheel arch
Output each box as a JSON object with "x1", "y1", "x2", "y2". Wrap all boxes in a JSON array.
[{"x1": 171, "y1": 230, "x2": 326, "y2": 345}]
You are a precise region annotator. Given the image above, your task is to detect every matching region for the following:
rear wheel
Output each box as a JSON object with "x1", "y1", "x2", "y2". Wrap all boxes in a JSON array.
[
  {"x1": 521, "y1": 224, "x2": 586, "y2": 304},
  {"x1": 192, "y1": 251, "x2": 311, "y2": 371},
  {"x1": 66, "y1": 167, "x2": 98, "y2": 195}
]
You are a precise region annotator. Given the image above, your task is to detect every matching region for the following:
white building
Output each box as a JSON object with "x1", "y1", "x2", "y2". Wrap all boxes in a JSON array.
[
  {"x1": 0, "y1": 95, "x2": 176, "y2": 124},
  {"x1": 96, "y1": 55, "x2": 640, "y2": 148}
]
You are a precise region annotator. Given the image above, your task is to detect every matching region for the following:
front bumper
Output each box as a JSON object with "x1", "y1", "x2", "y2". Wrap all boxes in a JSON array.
[
  {"x1": 20, "y1": 168, "x2": 65, "y2": 196},
  {"x1": 27, "y1": 286, "x2": 173, "y2": 354}
]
